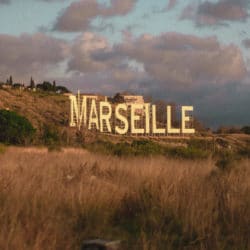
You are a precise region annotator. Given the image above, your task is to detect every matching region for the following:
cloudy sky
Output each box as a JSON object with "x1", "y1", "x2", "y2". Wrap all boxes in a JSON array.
[{"x1": 0, "y1": 0, "x2": 250, "y2": 127}]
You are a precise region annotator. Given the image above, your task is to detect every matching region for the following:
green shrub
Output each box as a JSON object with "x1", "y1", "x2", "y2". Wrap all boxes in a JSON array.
[
  {"x1": 0, "y1": 109, "x2": 35, "y2": 145},
  {"x1": 41, "y1": 124, "x2": 60, "y2": 146},
  {"x1": 241, "y1": 126, "x2": 250, "y2": 134},
  {"x1": 187, "y1": 138, "x2": 214, "y2": 151},
  {"x1": 166, "y1": 146, "x2": 209, "y2": 160},
  {"x1": 86, "y1": 139, "x2": 165, "y2": 157},
  {"x1": 238, "y1": 146, "x2": 250, "y2": 158},
  {"x1": 0, "y1": 143, "x2": 6, "y2": 154},
  {"x1": 163, "y1": 138, "x2": 213, "y2": 160},
  {"x1": 215, "y1": 150, "x2": 240, "y2": 171},
  {"x1": 86, "y1": 139, "x2": 212, "y2": 159},
  {"x1": 131, "y1": 140, "x2": 164, "y2": 156}
]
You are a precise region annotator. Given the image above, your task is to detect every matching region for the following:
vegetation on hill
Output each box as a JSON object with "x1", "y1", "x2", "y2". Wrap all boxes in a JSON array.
[
  {"x1": 0, "y1": 88, "x2": 70, "y2": 142},
  {"x1": 0, "y1": 88, "x2": 249, "y2": 250},
  {"x1": 0, "y1": 88, "x2": 249, "y2": 161},
  {"x1": 86, "y1": 139, "x2": 211, "y2": 159},
  {"x1": 0, "y1": 109, "x2": 35, "y2": 145},
  {"x1": 36, "y1": 81, "x2": 70, "y2": 93},
  {"x1": 0, "y1": 76, "x2": 70, "y2": 94},
  {"x1": 241, "y1": 126, "x2": 250, "y2": 135}
]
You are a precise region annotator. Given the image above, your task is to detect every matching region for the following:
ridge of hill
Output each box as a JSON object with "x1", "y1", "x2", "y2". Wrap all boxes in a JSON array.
[
  {"x1": 0, "y1": 88, "x2": 249, "y2": 152},
  {"x1": 0, "y1": 88, "x2": 69, "y2": 130}
]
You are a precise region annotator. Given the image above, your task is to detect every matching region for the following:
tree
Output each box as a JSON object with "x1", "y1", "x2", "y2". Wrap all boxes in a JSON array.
[
  {"x1": 9, "y1": 75, "x2": 13, "y2": 85},
  {"x1": 53, "y1": 80, "x2": 56, "y2": 90},
  {"x1": 36, "y1": 81, "x2": 53, "y2": 91},
  {"x1": 55, "y1": 85, "x2": 70, "y2": 94},
  {"x1": 30, "y1": 77, "x2": 35, "y2": 88},
  {"x1": 13, "y1": 83, "x2": 23, "y2": 89},
  {"x1": 0, "y1": 110, "x2": 35, "y2": 145},
  {"x1": 193, "y1": 118, "x2": 209, "y2": 133},
  {"x1": 241, "y1": 126, "x2": 250, "y2": 134},
  {"x1": 42, "y1": 124, "x2": 60, "y2": 146},
  {"x1": 217, "y1": 126, "x2": 241, "y2": 134},
  {"x1": 113, "y1": 93, "x2": 124, "y2": 103}
]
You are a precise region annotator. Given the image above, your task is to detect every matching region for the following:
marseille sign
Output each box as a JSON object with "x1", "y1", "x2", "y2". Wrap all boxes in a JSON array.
[{"x1": 69, "y1": 93, "x2": 195, "y2": 135}]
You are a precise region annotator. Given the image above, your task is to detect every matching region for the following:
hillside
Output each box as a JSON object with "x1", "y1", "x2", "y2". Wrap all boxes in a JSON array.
[
  {"x1": 0, "y1": 88, "x2": 69, "y2": 129},
  {"x1": 0, "y1": 88, "x2": 249, "y2": 152}
]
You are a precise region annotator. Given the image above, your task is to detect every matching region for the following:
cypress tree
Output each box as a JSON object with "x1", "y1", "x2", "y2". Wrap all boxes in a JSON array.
[
  {"x1": 30, "y1": 77, "x2": 35, "y2": 88},
  {"x1": 9, "y1": 75, "x2": 13, "y2": 85}
]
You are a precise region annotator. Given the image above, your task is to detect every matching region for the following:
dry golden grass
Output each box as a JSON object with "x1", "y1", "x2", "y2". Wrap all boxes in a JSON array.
[
  {"x1": 0, "y1": 147, "x2": 249, "y2": 250},
  {"x1": 0, "y1": 89, "x2": 69, "y2": 129}
]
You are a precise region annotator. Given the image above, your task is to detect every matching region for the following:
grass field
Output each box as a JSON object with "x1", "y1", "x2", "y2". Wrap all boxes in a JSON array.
[{"x1": 0, "y1": 147, "x2": 249, "y2": 249}]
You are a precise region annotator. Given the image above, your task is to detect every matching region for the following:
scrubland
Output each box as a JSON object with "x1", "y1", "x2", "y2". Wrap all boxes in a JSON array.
[{"x1": 0, "y1": 147, "x2": 249, "y2": 250}]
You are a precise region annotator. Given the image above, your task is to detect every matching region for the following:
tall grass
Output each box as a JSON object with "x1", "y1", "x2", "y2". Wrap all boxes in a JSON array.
[{"x1": 0, "y1": 147, "x2": 249, "y2": 249}]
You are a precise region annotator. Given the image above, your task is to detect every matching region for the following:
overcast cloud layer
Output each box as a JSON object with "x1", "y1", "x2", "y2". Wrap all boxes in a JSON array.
[
  {"x1": 0, "y1": 33, "x2": 67, "y2": 80},
  {"x1": 0, "y1": 0, "x2": 249, "y2": 127}
]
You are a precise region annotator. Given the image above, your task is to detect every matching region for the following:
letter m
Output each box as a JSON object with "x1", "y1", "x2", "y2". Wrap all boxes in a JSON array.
[{"x1": 69, "y1": 95, "x2": 87, "y2": 129}]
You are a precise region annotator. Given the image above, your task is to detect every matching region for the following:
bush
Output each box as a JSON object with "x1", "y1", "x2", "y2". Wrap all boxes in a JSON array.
[
  {"x1": 86, "y1": 139, "x2": 213, "y2": 159},
  {"x1": 241, "y1": 126, "x2": 250, "y2": 135},
  {"x1": 0, "y1": 143, "x2": 6, "y2": 154},
  {"x1": 237, "y1": 146, "x2": 250, "y2": 158},
  {"x1": 41, "y1": 124, "x2": 60, "y2": 146},
  {"x1": 215, "y1": 150, "x2": 240, "y2": 171},
  {"x1": 131, "y1": 140, "x2": 164, "y2": 156},
  {"x1": 0, "y1": 109, "x2": 35, "y2": 145},
  {"x1": 86, "y1": 140, "x2": 165, "y2": 157},
  {"x1": 166, "y1": 146, "x2": 209, "y2": 160},
  {"x1": 36, "y1": 81, "x2": 54, "y2": 92},
  {"x1": 56, "y1": 86, "x2": 70, "y2": 94},
  {"x1": 187, "y1": 138, "x2": 214, "y2": 151}
]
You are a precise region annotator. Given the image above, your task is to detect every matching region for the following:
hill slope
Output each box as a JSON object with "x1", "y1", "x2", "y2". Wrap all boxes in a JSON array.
[
  {"x1": 0, "y1": 88, "x2": 69, "y2": 130},
  {"x1": 0, "y1": 88, "x2": 249, "y2": 150}
]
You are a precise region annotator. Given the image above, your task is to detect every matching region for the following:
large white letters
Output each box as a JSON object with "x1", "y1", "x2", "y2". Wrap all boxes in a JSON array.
[
  {"x1": 69, "y1": 95, "x2": 87, "y2": 129},
  {"x1": 131, "y1": 104, "x2": 145, "y2": 134},
  {"x1": 167, "y1": 106, "x2": 180, "y2": 134},
  {"x1": 152, "y1": 105, "x2": 165, "y2": 134},
  {"x1": 115, "y1": 104, "x2": 129, "y2": 135},
  {"x1": 69, "y1": 94, "x2": 195, "y2": 135},
  {"x1": 88, "y1": 99, "x2": 99, "y2": 130},
  {"x1": 100, "y1": 101, "x2": 112, "y2": 133},
  {"x1": 181, "y1": 106, "x2": 195, "y2": 134}
]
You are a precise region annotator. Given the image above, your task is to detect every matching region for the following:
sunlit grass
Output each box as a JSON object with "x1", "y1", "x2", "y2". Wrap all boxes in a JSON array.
[{"x1": 0, "y1": 147, "x2": 249, "y2": 249}]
